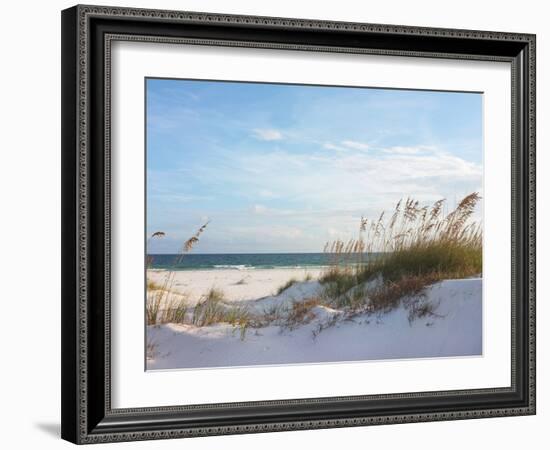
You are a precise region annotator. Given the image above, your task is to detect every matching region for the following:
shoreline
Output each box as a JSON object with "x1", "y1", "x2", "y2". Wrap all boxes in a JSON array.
[{"x1": 148, "y1": 265, "x2": 331, "y2": 272}]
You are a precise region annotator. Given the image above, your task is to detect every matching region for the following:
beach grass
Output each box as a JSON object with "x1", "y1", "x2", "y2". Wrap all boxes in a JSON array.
[
  {"x1": 147, "y1": 284, "x2": 252, "y2": 339},
  {"x1": 192, "y1": 288, "x2": 251, "y2": 339},
  {"x1": 319, "y1": 193, "x2": 482, "y2": 313},
  {"x1": 163, "y1": 297, "x2": 189, "y2": 324},
  {"x1": 146, "y1": 294, "x2": 162, "y2": 326},
  {"x1": 146, "y1": 193, "x2": 482, "y2": 339},
  {"x1": 146, "y1": 279, "x2": 163, "y2": 291},
  {"x1": 146, "y1": 222, "x2": 208, "y2": 326},
  {"x1": 145, "y1": 223, "x2": 252, "y2": 338},
  {"x1": 146, "y1": 292, "x2": 189, "y2": 326},
  {"x1": 284, "y1": 298, "x2": 322, "y2": 330},
  {"x1": 276, "y1": 278, "x2": 298, "y2": 295}
]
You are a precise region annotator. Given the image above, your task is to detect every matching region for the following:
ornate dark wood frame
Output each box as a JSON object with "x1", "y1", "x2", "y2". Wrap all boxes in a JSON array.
[{"x1": 61, "y1": 4, "x2": 536, "y2": 444}]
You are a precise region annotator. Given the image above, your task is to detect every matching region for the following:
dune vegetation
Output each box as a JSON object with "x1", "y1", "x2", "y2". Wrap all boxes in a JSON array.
[
  {"x1": 317, "y1": 192, "x2": 482, "y2": 318},
  {"x1": 146, "y1": 193, "x2": 482, "y2": 340}
]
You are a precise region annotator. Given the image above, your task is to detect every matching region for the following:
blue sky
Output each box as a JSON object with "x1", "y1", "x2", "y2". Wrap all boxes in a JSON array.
[{"x1": 146, "y1": 78, "x2": 482, "y2": 254}]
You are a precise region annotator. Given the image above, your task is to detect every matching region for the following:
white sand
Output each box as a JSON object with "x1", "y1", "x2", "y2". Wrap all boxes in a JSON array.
[
  {"x1": 146, "y1": 273, "x2": 483, "y2": 370},
  {"x1": 147, "y1": 267, "x2": 324, "y2": 305}
]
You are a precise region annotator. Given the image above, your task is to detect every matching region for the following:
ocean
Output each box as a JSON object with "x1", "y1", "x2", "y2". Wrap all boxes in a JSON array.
[{"x1": 147, "y1": 253, "x2": 367, "y2": 271}]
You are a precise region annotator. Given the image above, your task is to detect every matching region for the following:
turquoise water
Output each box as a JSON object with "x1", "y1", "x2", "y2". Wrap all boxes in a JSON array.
[{"x1": 147, "y1": 253, "x2": 369, "y2": 271}]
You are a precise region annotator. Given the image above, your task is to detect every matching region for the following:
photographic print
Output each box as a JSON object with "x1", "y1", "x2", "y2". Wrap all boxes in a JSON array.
[
  {"x1": 145, "y1": 78, "x2": 483, "y2": 370},
  {"x1": 61, "y1": 8, "x2": 535, "y2": 441}
]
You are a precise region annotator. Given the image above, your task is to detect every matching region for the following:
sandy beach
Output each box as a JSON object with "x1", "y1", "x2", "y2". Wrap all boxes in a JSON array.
[
  {"x1": 146, "y1": 265, "x2": 482, "y2": 370},
  {"x1": 147, "y1": 267, "x2": 324, "y2": 305},
  {"x1": 142, "y1": 77, "x2": 485, "y2": 372},
  {"x1": 147, "y1": 277, "x2": 482, "y2": 370}
]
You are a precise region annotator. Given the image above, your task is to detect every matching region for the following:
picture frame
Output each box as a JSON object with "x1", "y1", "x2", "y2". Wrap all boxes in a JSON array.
[{"x1": 61, "y1": 4, "x2": 536, "y2": 444}]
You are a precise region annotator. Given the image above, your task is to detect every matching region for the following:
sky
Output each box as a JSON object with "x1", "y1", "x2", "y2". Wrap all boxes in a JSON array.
[{"x1": 146, "y1": 78, "x2": 482, "y2": 254}]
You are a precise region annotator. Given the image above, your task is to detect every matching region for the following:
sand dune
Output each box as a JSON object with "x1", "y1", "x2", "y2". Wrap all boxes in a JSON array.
[{"x1": 146, "y1": 271, "x2": 482, "y2": 370}]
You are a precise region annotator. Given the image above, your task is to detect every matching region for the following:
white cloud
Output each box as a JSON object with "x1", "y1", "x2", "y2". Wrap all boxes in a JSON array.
[
  {"x1": 324, "y1": 140, "x2": 370, "y2": 152},
  {"x1": 323, "y1": 142, "x2": 347, "y2": 152},
  {"x1": 244, "y1": 147, "x2": 480, "y2": 210},
  {"x1": 252, "y1": 128, "x2": 283, "y2": 141},
  {"x1": 341, "y1": 140, "x2": 370, "y2": 151},
  {"x1": 382, "y1": 145, "x2": 435, "y2": 155},
  {"x1": 150, "y1": 144, "x2": 482, "y2": 252}
]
